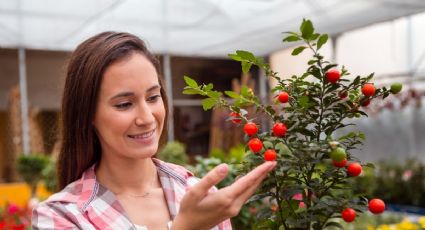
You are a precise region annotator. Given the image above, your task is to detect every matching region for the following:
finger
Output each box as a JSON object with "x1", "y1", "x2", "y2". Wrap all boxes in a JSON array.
[
  {"x1": 188, "y1": 163, "x2": 229, "y2": 201},
  {"x1": 227, "y1": 161, "x2": 276, "y2": 197},
  {"x1": 234, "y1": 171, "x2": 270, "y2": 207}
]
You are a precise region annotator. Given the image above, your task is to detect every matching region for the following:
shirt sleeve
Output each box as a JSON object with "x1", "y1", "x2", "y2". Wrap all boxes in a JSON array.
[{"x1": 32, "y1": 202, "x2": 80, "y2": 230}]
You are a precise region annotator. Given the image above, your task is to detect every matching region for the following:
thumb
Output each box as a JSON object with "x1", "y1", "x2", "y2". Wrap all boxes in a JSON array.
[{"x1": 189, "y1": 163, "x2": 229, "y2": 201}]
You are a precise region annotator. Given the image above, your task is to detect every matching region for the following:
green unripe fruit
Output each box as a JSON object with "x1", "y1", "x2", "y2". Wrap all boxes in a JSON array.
[
  {"x1": 330, "y1": 147, "x2": 347, "y2": 162},
  {"x1": 390, "y1": 83, "x2": 402, "y2": 94}
]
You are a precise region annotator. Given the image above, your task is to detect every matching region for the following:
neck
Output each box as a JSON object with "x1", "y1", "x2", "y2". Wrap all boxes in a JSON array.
[{"x1": 96, "y1": 155, "x2": 159, "y2": 195}]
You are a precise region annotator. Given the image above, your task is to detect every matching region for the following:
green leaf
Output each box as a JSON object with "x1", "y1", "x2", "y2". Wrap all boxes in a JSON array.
[
  {"x1": 241, "y1": 61, "x2": 252, "y2": 74},
  {"x1": 225, "y1": 91, "x2": 240, "y2": 99},
  {"x1": 292, "y1": 46, "x2": 307, "y2": 56},
  {"x1": 317, "y1": 34, "x2": 329, "y2": 50},
  {"x1": 365, "y1": 163, "x2": 375, "y2": 169},
  {"x1": 182, "y1": 89, "x2": 200, "y2": 95},
  {"x1": 183, "y1": 76, "x2": 198, "y2": 88},
  {"x1": 310, "y1": 33, "x2": 320, "y2": 40},
  {"x1": 205, "y1": 83, "x2": 214, "y2": 91},
  {"x1": 206, "y1": 91, "x2": 222, "y2": 98},
  {"x1": 300, "y1": 19, "x2": 314, "y2": 40},
  {"x1": 236, "y1": 50, "x2": 255, "y2": 61},
  {"x1": 241, "y1": 85, "x2": 250, "y2": 97},
  {"x1": 297, "y1": 128, "x2": 315, "y2": 137},
  {"x1": 228, "y1": 53, "x2": 243, "y2": 61},
  {"x1": 263, "y1": 141, "x2": 273, "y2": 149},
  {"x1": 308, "y1": 59, "x2": 318, "y2": 65},
  {"x1": 298, "y1": 95, "x2": 310, "y2": 107},
  {"x1": 283, "y1": 35, "x2": 301, "y2": 42},
  {"x1": 202, "y1": 98, "x2": 217, "y2": 110},
  {"x1": 324, "y1": 221, "x2": 344, "y2": 229}
]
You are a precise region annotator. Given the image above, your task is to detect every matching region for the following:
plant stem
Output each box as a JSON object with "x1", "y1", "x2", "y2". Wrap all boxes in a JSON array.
[{"x1": 272, "y1": 170, "x2": 288, "y2": 229}]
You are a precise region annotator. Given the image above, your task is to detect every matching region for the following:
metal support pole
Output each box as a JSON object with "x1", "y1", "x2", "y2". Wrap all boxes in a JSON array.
[
  {"x1": 331, "y1": 34, "x2": 339, "y2": 63},
  {"x1": 406, "y1": 16, "x2": 417, "y2": 159},
  {"x1": 258, "y1": 64, "x2": 269, "y2": 131},
  {"x1": 407, "y1": 16, "x2": 413, "y2": 74},
  {"x1": 163, "y1": 54, "x2": 174, "y2": 141},
  {"x1": 18, "y1": 48, "x2": 30, "y2": 155}
]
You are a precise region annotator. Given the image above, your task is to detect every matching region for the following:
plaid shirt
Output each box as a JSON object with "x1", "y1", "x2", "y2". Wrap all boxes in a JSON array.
[{"x1": 32, "y1": 158, "x2": 232, "y2": 230}]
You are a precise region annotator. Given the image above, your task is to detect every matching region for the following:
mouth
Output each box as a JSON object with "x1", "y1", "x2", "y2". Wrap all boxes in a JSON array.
[{"x1": 128, "y1": 129, "x2": 155, "y2": 139}]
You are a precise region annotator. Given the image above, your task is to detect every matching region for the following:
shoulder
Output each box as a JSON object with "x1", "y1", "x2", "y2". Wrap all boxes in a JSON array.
[
  {"x1": 32, "y1": 166, "x2": 97, "y2": 229},
  {"x1": 32, "y1": 196, "x2": 83, "y2": 229}
]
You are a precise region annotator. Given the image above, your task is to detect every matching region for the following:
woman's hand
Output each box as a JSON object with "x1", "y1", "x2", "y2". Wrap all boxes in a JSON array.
[{"x1": 172, "y1": 161, "x2": 277, "y2": 230}]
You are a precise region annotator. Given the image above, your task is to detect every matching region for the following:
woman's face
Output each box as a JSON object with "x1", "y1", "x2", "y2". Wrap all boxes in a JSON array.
[{"x1": 93, "y1": 52, "x2": 165, "y2": 160}]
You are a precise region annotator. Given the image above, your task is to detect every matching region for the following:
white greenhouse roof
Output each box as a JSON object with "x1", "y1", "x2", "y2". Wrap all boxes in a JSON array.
[{"x1": 1, "y1": 0, "x2": 425, "y2": 57}]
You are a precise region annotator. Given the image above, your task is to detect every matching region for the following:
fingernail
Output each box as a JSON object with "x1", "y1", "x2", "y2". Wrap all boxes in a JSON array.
[{"x1": 217, "y1": 164, "x2": 228, "y2": 175}]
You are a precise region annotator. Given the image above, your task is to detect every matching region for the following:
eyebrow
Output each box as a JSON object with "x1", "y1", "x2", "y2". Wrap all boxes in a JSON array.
[{"x1": 109, "y1": 84, "x2": 161, "y2": 100}]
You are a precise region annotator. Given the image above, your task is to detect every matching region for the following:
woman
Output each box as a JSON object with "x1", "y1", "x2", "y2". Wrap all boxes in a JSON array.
[{"x1": 32, "y1": 32, "x2": 276, "y2": 230}]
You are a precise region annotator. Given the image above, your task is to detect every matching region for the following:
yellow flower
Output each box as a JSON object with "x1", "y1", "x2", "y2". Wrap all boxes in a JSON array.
[
  {"x1": 377, "y1": 224, "x2": 391, "y2": 230},
  {"x1": 395, "y1": 219, "x2": 419, "y2": 230},
  {"x1": 418, "y1": 217, "x2": 425, "y2": 228}
]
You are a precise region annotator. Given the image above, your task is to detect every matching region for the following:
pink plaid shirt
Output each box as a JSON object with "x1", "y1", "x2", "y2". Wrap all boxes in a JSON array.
[{"x1": 32, "y1": 158, "x2": 232, "y2": 230}]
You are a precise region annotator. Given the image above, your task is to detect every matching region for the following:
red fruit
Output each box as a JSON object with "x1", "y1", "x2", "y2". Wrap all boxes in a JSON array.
[
  {"x1": 339, "y1": 91, "x2": 348, "y2": 99},
  {"x1": 347, "y1": 162, "x2": 362, "y2": 176},
  {"x1": 229, "y1": 112, "x2": 242, "y2": 124},
  {"x1": 278, "y1": 92, "x2": 289, "y2": 103},
  {"x1": 244, "y1": 122, "x2": 258, "y2": 136},
  {"x1": 333, "y1": 159, "x2": 347, "y2": 168},
  {"x1": 369, "y1": 198, "x2": 385, "y2": 214},
  {"x1": 326, "y1": 69, "x2": 341, "y2": 84},
  {"x1": 341, "y1": 208, "x2": 356, "y2": 222},
  {"x1": 248, "y1": 138, "x2": 263, "y2": 153},
  {"x1": 264, "y1": 149, "x2": 277, "y2": 161},
  {"x1": 362, "y1": 83, "x2": 376, "y2": 97},
  {"x1": 361, "y1": 99, "x2": 371, "y2": 107},
  {"x1": 272, "y1": 123, "x2": 287, "y2": 137}
]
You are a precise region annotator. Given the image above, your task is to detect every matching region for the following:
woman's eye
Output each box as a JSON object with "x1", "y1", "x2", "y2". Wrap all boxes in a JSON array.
[
  {"x1": 147, "y1": 95, "x2": 161, "y2": 102},
  {"x1": 114, "y1": 102, "x2": 132, "y2": 109}
]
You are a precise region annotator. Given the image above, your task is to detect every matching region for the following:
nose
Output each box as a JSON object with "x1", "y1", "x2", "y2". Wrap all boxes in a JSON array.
[{"x1": 135, "y1": 102, "x2": 155, "y2": 127}]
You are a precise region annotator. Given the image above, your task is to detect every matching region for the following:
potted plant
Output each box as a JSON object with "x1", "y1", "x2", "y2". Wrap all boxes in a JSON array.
[
  {"x1": 183, "y1": 19, "x2": 402, "y2": 229},
  {"x1": 16, "y1": 154, "x2": 49, "y2": 199}
]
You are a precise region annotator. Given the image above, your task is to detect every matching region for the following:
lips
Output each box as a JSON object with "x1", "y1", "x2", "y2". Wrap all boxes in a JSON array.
[{"x1": 128, "y1": 129, "x2": 155, "y2": 139}]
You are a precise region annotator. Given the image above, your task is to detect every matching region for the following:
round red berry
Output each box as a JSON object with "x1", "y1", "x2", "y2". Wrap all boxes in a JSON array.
[
  {"x1": 341, "y1": 208, "x2": 356, "y2": 222},
  {"x1": 264, "y1": 149, "x2": 277, "y2": 161},
  {"x1": 361, "y1": 99, "x2": 371, "y2": 107},
  {"x1": 229, "y1": 112, "x2": 242, "y2": 124},
  {"x1": 339, "y1": 90, "x2": 348, "y2": 99},
  {"x1": 272, "y1": 123, "x2": 287, "y2": 137},
  {"x1": 368, "y1": 198, "x2": 385, "y2": 214},
  {"x1": 347, "y1": 162, "x2": 362, "y2": 177},
  {"x1": 244, "y1": 122, "x2": 258, "y2": 136},
  {"x1": 326, "y1": 69, "x2": 341, "y2": 84},
  {"x1": 248, "y1": 138, "x2": 263, "y2": 153},
  {"x1": 278, "y1": 92, "x2": 289, "y2": 103},
  {"x1": 333, "y1": 159, "x2": 347, "y2": 168},
  {"x1": 362, "y1": 83, "x2": 376, "y2": 97}
]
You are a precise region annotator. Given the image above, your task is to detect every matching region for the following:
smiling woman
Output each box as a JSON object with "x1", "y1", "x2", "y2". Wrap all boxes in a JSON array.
[{"x1": 31, "y1": 32, "x2": 276, "y2": 230}]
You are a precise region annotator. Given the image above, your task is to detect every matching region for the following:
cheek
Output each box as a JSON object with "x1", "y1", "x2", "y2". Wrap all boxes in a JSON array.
[
  {"x1": 154, "y1": 103, "x2": 166, "y2": 129},
  {"x1": 94, "y1": 109, "x2": 130, "y2": 137}
]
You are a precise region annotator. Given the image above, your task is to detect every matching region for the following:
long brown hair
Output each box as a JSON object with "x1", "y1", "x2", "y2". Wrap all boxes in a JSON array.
[{"x1": 58, "y1": 32, "x2": 168, "y2": 190}]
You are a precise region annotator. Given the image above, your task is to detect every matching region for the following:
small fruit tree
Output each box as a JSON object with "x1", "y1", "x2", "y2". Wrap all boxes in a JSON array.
[{"x1": 183, "y1": 19, "x2": 401, "y2": 229}]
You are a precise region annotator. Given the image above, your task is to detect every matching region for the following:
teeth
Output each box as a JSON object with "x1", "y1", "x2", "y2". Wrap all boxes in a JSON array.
[{"x1": 129, "y1": 130, "x2": 155, "y2": 139}]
